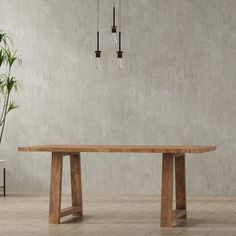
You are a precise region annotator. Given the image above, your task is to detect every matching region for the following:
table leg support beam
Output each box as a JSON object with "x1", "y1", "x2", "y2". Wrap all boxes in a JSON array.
[{"x1": 60, "y1": 206, "x2": 82, "y2": 218}]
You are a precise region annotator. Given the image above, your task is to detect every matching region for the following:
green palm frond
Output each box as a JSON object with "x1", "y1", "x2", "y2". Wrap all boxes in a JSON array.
[
  {"x1": 0, "y1": 31, "x2": 8, "y2": 47},
  {"x1": 0, "y1": 74, "x2": 5, "y2": 91},
  {"x1": 3, "y1": 48, "x2": 22, "y2": 69},
  {"x1": 7, "y1": 101, "x2": 18, "y2": 113},
  {"x1": 0, "y1": 75, "x2": 17, "y2": 93},
  {"x1": 0, "y1": 74, "x2": 7, "y2": 92},
  {"x1": 0, "y1": 30, "x2": 13, "y2": 47},
  {"x1": 6, "y1": 76, "x2": 17, "y2": 93},
  {"x1": 0, "y1": 49, "x2": 6, "y2": 67}
]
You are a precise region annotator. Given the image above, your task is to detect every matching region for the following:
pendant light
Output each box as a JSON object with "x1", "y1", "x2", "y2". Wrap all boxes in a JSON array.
[
  {"x1": 95, "y1": 0, "x2": 124, "y2": 69},
  {"x1": 111, "y1": 0, "x2": 117, "y2": 44},
  {"x1": 95, "y1": 0, "x2": 101, "y2": 69},
  {"x1": 117, "y1": 0, "x2": 123, "y2": 69}
]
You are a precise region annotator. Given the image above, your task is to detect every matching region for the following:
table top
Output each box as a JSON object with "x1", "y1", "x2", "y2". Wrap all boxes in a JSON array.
[{"x1": 18, "y1": 145, "x2": 216, "y2": 154}]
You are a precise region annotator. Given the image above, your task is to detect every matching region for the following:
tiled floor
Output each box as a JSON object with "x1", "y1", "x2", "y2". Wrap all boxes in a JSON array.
[{"x1": 0, "y1": 193, "x2": 236, "y2": 235}]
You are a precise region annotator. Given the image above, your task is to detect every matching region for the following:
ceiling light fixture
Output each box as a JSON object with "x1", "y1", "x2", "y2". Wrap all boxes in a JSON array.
[
  {"x1": 95, "y1": 0, "x2": 124, "y2": 70},
  {"x1": 117, "y1": 0, "x2": 123, "y2": 69},
  {"x1": 95, "y1": 0, "x2": 101, "y2": 69},
  {"x1": 111, "y1": 0, "x2": 117, "y2": 44}
]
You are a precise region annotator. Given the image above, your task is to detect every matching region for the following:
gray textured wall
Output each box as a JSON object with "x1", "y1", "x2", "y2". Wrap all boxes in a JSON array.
[{"x1": 0, "y1": 0, "x2": 235, "y2": 196}]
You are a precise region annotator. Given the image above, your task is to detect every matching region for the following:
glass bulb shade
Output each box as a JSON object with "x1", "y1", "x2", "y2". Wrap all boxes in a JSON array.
[
  {"x1": 95, "y1": 57, "x2": 101, "y2": 69},
  {"x1": 111, "y1": 32, "x2": 117, "y2": 44},
  {"x1": 118, "y1": 57, "x2": 123, "y2": 69}
]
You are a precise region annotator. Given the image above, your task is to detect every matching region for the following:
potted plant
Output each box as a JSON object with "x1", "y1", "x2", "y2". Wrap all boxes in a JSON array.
[{"x1": 0, "y1": 30, "x2": 21, "y2": 143}]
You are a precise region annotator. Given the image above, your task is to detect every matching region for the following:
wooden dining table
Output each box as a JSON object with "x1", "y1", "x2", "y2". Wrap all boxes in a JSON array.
[{"x1": 18, "y1": 145, "x2": 216, "y2": 227}]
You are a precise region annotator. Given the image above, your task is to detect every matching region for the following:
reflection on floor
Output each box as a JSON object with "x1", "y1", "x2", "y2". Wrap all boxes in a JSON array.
[{"x1": 0, "y1": 193, "x2": 236, "y2": 235}]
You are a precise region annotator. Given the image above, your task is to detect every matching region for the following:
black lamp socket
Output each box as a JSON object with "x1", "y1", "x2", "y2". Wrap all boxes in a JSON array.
[
  {"x1": 117, "y1": 51, "x2": 123, "y2": 58},
  {"x1": 95, "y1": 51, "x2": 101, "y2": 58},
  {"x1": 111, "y1": 26, "x2": 117, "y2": 33}
]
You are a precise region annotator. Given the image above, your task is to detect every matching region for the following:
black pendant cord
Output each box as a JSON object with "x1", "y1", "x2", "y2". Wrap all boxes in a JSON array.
[
  {"x1": 119, "y1": 32, "x2": 121, "y2": 51},
  {"x1": 95, "y1": 31, "x2": 101, "y2": 57},
  {"x1": 112, "y1": 7, "x2": 116, "y2": 32},
  {"x1": 113, "y1": 7, "x2": 116, "y2": 26},
  {"x1": 97, "y1": 31, "x2": 99, "y2": 51}
]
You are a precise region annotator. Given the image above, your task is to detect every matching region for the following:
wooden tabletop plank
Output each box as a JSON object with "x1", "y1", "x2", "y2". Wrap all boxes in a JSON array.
[{"x1": 18, "y1": 145, "x2": 216, "y2": 154}]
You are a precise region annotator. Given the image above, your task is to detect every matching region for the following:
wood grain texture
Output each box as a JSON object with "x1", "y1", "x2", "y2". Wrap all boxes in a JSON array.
[
  {"x1": 175, "y1": 155, "x2": 187, "y2": 219},
  {"x1": 49, "y1": 152, "x2": 63, "y2": 224},
  {"x1": 18, "y1": 145, "x2": 216, "y2": 154},
  {"x1": 70, "y1": 153, "x2": 83, "y2": 217},
  {"x1": 160, "y1": 153, "x2": 174, "y2": 227}
]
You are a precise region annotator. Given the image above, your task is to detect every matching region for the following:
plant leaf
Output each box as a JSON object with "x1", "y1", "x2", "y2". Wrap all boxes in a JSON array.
[
  {"x1": 7, "y1": 102, "x2": 18, "y2": 113},
  {"x1": 3, "y1": 48, "x2": 22, "y2": 69},
  {"x1": 0, "y1": 30, "x2": 13, "y2": 47}
]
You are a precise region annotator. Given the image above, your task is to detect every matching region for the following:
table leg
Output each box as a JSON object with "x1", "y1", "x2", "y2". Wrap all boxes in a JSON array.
[
  {"x1": 70, "y1": 153, "x2": 83, "y2": 217},
  {"x1": 3, "y1": 168, "x2": 6, "y2": 197},
  {"x1": 160, "y1": 153, "x2": 174, "y2": 227},
  {"x1": 175, "y1": 154, "x2": 187, "y2": 219},
  {"x1": 49, "y1": 152, "x2": 63, "y2": 224}
]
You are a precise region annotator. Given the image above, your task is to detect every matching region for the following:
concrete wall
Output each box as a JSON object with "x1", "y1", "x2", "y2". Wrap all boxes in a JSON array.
[{"x1": 0, "y1": 0, "x2": 235, "y2": 195}]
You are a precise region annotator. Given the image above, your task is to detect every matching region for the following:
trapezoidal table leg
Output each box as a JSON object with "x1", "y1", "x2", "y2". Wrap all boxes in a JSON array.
[
  {"x1": 49, "y1": 152, "x2": 63, "y2": 224},
  {"x1": 3, "y1": 168, "x2": 6, "y2": 197},
  {"x1": 175, "y1": 154, "x2": 187, "y2": 219},
  {"x1": 70, "y1": 153, "x2": 83, "y2": 217},
  {"x1": 160, "y1": 153, "x2": 174, "y2": 227}
]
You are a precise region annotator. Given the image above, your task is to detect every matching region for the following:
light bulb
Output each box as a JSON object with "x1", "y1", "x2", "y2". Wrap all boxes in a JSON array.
[
  {"x1": 95, "y1": 57, "x2": 101, "y2": 69},
  {"x1": 118, "y1": 57, "x2": 123, "y2": 69},
  {"x1": 111, "y1": 32, "x2": 117, "y2": 44}
]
